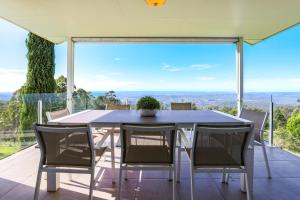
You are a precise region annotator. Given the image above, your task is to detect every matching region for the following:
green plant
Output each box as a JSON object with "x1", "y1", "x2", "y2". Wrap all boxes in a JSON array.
[
  {"x1": 94, "y1": 91, "x2": 121, "y2": 110},
  {"x1": 286, "y1": 113, "x2": 300, "y2": 139},
  {"x1": 136, "y1": 96, "x2": 160, "y2": 110},
  {"x1": 19, "y1": 32, "x2": 56, "y2": 131}
]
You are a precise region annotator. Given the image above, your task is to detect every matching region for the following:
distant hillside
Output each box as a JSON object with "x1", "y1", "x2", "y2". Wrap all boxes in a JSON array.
[
  {"x1": 0, "y1": 92, "x2": 13, "y2": 101},
  {"x1": 0, "y1": 91, "x2": 299, "y2": 110}
]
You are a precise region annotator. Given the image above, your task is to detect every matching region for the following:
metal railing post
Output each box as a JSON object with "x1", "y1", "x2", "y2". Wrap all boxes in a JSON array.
[
  {"x1": 269, "y1": 95, "x2": 274, "y2": 146},
  {"x1": 37, "y1": 100, "x2": 43, "y2": 124}
]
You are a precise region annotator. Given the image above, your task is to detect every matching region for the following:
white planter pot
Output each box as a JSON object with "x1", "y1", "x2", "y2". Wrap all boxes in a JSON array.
[{"x1": 139, "y1": 109, "x2": 158, "y2": 117}]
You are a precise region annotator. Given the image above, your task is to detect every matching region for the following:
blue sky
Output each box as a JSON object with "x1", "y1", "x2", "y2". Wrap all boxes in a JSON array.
[{"x1": 1, "y1": 19, "x2": 300, "y2": 92}]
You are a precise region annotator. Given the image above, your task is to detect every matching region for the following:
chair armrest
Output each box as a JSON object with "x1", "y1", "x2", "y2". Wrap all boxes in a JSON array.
[
  {"x1": 94, "y1": 146, "x2": 108, "y2": 163},
  {"x1": 178, "y1": 128, "x2": 192, "y2": 149}
]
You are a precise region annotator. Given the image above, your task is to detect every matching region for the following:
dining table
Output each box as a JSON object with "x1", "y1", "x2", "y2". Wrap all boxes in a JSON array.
[{"x1": 48, "y1": 109, "x2": 254, "y2": 194}]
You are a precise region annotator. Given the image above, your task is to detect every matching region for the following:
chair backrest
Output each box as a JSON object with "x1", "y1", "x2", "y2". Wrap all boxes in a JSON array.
[
  {"x1": 106, "y1": 104, "x2": 130, "y2": 110},
  {"x1": 171, "y1": 102, "x2": 192, "y2": 110},
  {"x1": 120, "y1": 124, "x2": 177, "y2": 164},
  {"x1": 239, "y1": 109, "x2": 268, "y2": 143},
  {"x1": 33, "y1": 123, "x2": 94, "y2": 167},
  {"x1": 191, "y1": 124, "x2": 253, "y2": 168},
  {"x1": 46, "y1": 108, "x2": 70, "y2": 121}
]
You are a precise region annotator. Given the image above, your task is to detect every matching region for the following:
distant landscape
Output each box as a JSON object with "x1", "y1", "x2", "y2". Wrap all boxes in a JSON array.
[{"x1": 2, "y1": 91, "x2": 299, "y2": 110}]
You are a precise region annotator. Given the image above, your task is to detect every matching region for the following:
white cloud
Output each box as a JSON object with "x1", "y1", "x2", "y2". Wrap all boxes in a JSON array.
[
  {"x1": 0, "y1": 68, "x2": 26, "y2": 92},
  {"x1": 196, "y1": 76, "x2": 215, "y2": 81},
  {"x1": 161, "y1": 64, "x2": 183, "y2": 72},
  {"x1": 288, "y1": 78, "x2": 300, "y2": 84},
  {"x1": 114, "y1": 57, "x2": 121, "y2": 61},
  {"x1": 189, "y1": 64, "x2": 213, "y2": 70},
  {"x1": 108, "y1": 72, "x2": 122, "y2": 76},
  {"x1": 245, "y1": 78, "x2": 300, "y2": 92},
  {"x1": 95, "y1": 74, "x2": 109, "y2": 80},
  {"x1": 0, "y1": 68, "x2": 26, "y2": 74},
  {"x1": 76, "y1": 73, "x2": 142, "y2": 91},
  {"x1": 161, "y1": 63, "x2": 214, "y2": 72}
]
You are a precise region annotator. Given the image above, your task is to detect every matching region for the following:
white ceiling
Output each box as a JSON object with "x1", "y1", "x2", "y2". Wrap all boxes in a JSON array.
[{"x1": 0, "y1": 0, "x2": 299, "y2": 44}]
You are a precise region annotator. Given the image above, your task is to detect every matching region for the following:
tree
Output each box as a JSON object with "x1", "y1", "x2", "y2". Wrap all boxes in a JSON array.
[
  {"x1": 94, "y1": 91, "x2": 121, "y2": 109},
  {"x1": 274, "y1": 108, "x2": 288, "y2": 128},
  {"x1": 72, "y1": 88, "x2": 94, "y2": 111},
  {"x1": 286, "y1": 113, "x2": 300, "y2": 139},
  {"x1": 55, "y1": 75, "x2": 67, "y2": 93},
  {"x1": 19, "y1": 33, "x2": 56, "y2": 130}
]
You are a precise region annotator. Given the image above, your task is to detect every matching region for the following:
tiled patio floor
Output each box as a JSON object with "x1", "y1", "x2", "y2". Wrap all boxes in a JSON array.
[{"x1": 1, "y1": 142, "x2": 300, "y2": 200}]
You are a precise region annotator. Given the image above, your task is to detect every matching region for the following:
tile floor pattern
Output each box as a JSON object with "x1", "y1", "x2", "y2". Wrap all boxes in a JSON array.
[{"x1": 1, "y1": 141, "x2": 300, "y2": 200}]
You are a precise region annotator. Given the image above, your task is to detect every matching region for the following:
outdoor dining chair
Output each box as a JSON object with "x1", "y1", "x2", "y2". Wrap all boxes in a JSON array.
[
  {"x1": 118, "y1": 123, "x2": 177, "y2": 200},
  {"x1": 33, "y1": 123, "x2": 106, "y2": 200},
  {"x1": 106, "y1": 104, "x2": 130, "y2": 110},
  {"x1": 46, "y1": 108, "x2": 70, "y2": 121},
  {"x1": 240, "y1": 109, "x2": 271, "y2": 178},
  {"x1": 184, "y1": 124, "x2": 254, "y2": 200},
  {"x1": 46, "y1": 108, "x2": 110, "y2": 180},
  {"x1": 171, "y1": 102, "x2": 192, "y2": 110},
  {"x1": 171, "y1": 102, "x2": 192, "y2": 182}
]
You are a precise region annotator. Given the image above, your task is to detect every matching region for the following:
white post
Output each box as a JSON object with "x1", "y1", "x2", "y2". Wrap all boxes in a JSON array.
[
  {"x1": 37, "y1": 100, "x2": 43, "y2": 124},
  {"x1": 236, "y1": 37, "x2": 244, "y2": 116},
  {"x1": 67, "y1": 37, "x2": 75, "y2": 113},
  {"x1": 269, "y1": 95, "x2": 274, "y2": 146}
]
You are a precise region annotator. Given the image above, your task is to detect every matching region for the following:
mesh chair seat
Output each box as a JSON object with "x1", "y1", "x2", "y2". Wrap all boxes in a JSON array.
[
  {"x1": 185, "y1": 147, "x2": 241, "y2": 167},
  {"x1": 118, "y1": 124, "x2": 177, "y2": 200},
  {"x1": 125, "y1": 145, "x2": 171, "y2": 164},
  {"x1": 240, "y1": 109, "x2": 267, "y2": 143},
  {"x1": 106, "y1": 104, "x2": 130, "y2": 110},
  {"x1": 171, "y1": 102, "x2": 192, "y2": 110},
  {"x1": 46, "y1": 108, "x2": 70, "y2": 121},
  {"x1": 100, "y1": 127, "x2": 121, "y2": 133},
  {"x1": 47, "y1": 148, "x2": 92, "y2": 167}
]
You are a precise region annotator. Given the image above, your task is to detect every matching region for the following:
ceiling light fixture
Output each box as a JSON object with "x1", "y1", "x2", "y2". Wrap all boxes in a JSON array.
[{"x1": 145, "y1": 0, "x2": 166, "y2": 7}]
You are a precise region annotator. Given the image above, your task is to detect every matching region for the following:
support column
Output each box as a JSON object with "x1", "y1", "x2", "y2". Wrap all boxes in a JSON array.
[
  {"x1": 67, "y1": 37, "x2": 74, "y2": 113},
  {"x1": 236, "y1": 37, "x2": 244, "y2": 116}
]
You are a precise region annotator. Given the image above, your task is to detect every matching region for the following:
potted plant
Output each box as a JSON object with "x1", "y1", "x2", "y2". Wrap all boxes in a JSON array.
[{"x1": 136, "y1": 96, "x2": 160, "y2": 117}]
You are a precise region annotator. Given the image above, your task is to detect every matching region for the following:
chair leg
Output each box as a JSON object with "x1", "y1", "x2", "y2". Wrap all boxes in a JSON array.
[
  {"x1": 172, "y1": 166, "x2": 176, "y2": 200},
  {"x1": 190, "y1": 169, "x2": 195, "y2": 200},
  {"x1": 118, "y1": 168, "x2": 123, "y2": 200},
  {"x1": 262, "y1": 144, "x2": 272, "y2": 178},
  {"x1": 222, "y1": 172, "x2": 226, "y2": 183},
  {"x1": 89, "y1": 169, "x2": 95, "y2": 200},
  {"x1": 245, "y1": 172, "x2": 251, "y2": 200},
  {"x1": 34, "y1": 169, "x2": 42, "y2": 200},
  {"x1": 69, "y1": 173, "x2": 72, "y2": 181},
  {"x1": 177, "y1": 134, "x2": 181, "y2": 183},
  {"x1": 124, "y1": 165, "x2": 128, "y2": 181},
  {"x1": 225, "y1": 173, "x2": 229, "y2": 183},
  {"x1": 111, "y1": 132, "x2": 116, "y2": 184},
  {"x1": 169, "y1": 167, "x2": 173, "y2": 181}
]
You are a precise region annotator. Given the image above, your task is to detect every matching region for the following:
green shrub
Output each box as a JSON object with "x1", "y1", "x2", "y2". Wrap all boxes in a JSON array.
[
  {"x1": 286, "y1": 113, "x2": 300, "y2": 139},
  {"x1": 136, "y1": 96, "x2": 160, "y2": 110},
  {"x1": 19, "y1": 33, "x2": 56, "y2": 131}
]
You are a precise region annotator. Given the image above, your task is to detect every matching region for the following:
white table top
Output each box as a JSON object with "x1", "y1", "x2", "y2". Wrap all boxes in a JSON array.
[{"x1": 48, "y1": 109, "x2": 252, "y2": 127}]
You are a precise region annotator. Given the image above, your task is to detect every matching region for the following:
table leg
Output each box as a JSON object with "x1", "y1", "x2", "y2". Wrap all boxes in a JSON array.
[
  {"x1": 177, "y1": 132, "x2": 181, "y2": 183},
  {"x1": 47, "y1": 171, "x2": 60, "y2": 192},
  {"x1": 240, "y1": 147, "x2": 254, "y2": 193},
  {"x1": 110, "y1": 131, "x2": 116, "y2": 184}
]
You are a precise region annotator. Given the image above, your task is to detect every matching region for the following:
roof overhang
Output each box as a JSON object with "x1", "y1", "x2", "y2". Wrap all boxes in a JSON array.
[{"x1": 0, "y1": 0, "x2": 299, "y2": 45}]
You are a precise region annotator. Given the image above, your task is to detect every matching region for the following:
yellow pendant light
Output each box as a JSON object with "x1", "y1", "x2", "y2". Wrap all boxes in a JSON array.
[{"x1": 145, "y1": 0, "x2": 166, "y2": 7}]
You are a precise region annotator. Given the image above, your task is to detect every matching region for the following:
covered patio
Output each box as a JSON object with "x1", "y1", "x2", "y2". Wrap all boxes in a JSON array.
[
  {"x1": 1, "y1": 0, "x2": 300, "y2": 200},
  {"x1": 1, "y1": 145, "x2": 300, "y2": 200},
  {"x1": 1, "y1": 0, "x2": 300, "y2": 113}
]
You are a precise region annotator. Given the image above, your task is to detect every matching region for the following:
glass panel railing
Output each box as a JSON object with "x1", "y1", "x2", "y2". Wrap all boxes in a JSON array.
[
  {"x1": 71, "y1": 91, "x2": 238, "y2": 113},
  {"x1": 3, "y1": 91, "x2": 298, "y2": 158},
  {"x1": 0, "y1": 93, "x2": 67, "y2": 159},
  {"x1": 244, "y1": 93, "x2": 300, "y2": 156},
  {"x1": 272, "y1": 102, "x2": 300, "y2": 156}
]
